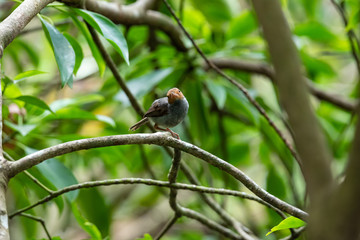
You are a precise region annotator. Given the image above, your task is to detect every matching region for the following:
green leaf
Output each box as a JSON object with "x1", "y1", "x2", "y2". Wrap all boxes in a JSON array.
[
  {"x1": 206, "y1": 80, "x2": 226, "y2": 109},
  {"x1": 190, "y1": 0, "x2": 231, "y2": 28},
  {"x1": 300, "y1": 51, "x2": 335, "y2": 79},
  {"x1": 63, "y1": 33, "x2": 84, "y2": 75},
  {"x1": 49, "y1": 94, "x2": 105, "y2": 112},
  {"x1": 346, "y1": 9, "x2": 360, "y2": 32},
  {"x1": 72, "y1": 203, "x2": 102, "y2": 240},
  {"x1": 14, "y1": 70, "x2": 46, "y2": 81},
  {"x1": 8, "y1": 176, "x2": 37, "y2": 237},
  {"x1": 45, "y1": 108, "x2": 115, "y2": 127},
  {"x1": 16, "y1": 39, "x2": 41, "y2": 67},
  {"x1": 266, "y1": 216, "x2": 306, "y2": 236},
  {"x1": 4, "y1": 121, "x2": 37, "y2": 136},
  {"x1": 15, "y1": 95, "x2": 54, "y2": 113},
  {"x1": 294, "y1": 21, "x2": 337, "y2": 43},
  {"x1": 137, "y1": 234, "x2": 153, "y2": 240},
  {"x1": 36, "y1": 158, "x2": 79, "y2": 202},
  {"x1": 77, "y1": 188, "x2": 110, "y2": 236},
  {"x1": 3, "y1": 80, "x2": 22, "y2": 98},
  {"x1": 1, "y1": 75, "x2": 14, "y2": 93},
  {"x1": 70, "y1": 14, "x2": 106, "y2": 76},
  {"x1": 114, "y1": 68, "x2": 173, "y2": 106},
  {"x1": 74, "y1": 8, "x2": 129, "y2": 65},
  {"x1": 301, "y1": 0, "x2": 319, "y2": 18},
  {"x1": 95, "y1": 115, "x2": 116, "y2": 127},
  {"x1": 39, "y1": 15, "x2": 75, "y2": 88},
  {"x1": 266, "y1": 167, "x2": 287, "y2": 199},
  {"x1": 227, "y1": 11, "x2": 256, "y2": 39},
  {"x1": 47, "y1": 108, "x2": 97, "y2": 120}
]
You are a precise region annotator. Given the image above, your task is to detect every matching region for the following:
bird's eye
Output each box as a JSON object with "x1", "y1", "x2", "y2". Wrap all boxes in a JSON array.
[{"x1": 178, "y1": 90, "x2": 181, "y2": 93}]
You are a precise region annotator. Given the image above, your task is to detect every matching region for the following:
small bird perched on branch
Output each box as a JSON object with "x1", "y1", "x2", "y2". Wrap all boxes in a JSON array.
[{"x1": 130, "y1": 88, "x2": 189, "y2": 139}]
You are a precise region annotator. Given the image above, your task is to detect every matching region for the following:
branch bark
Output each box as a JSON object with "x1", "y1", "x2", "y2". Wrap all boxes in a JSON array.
[
  {"x1": 322, "y1": 103, "x2": 360, "y2": 240},
  {"x1": 0, "y1": 64, "x2": 9, "y2": 240},
  {"x1": 251, "y1": 0, "x2": 335, "y2": 239},
  {"x1": 7, "y1": 132, "x2": 307, "y2": 220},
  {"x1": 251, "y1": 0, "x2": 333, "y2": 201}
]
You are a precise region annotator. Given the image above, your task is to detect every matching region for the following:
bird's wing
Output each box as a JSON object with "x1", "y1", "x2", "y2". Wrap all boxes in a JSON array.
[{"x1": 144, "y1": 98, "x2": 169, "y2": 117}]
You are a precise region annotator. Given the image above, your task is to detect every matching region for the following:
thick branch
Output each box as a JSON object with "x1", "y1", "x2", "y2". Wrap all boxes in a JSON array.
[
  {"x1": 8, "y1": 132, "x2": 307, "y2": 220},
  {"x1": 0, "y1": 63, "x2": 9, "y2": 240},
  {"x1": 207, "y1": 58, "x2": 356, "y2": 112},
  {"x1": 0, "y1": 0, "x2": 55, "y2": 57},
  {"x1": 325, "y1": 104, "x2": 360, "y2": 239},
  {"x1": 251, "y1": 0, "x2": 333, "y2": 201}
]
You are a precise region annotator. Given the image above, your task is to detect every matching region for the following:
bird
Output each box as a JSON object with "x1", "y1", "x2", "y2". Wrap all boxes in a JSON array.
[{"x1": 129, "y1": 88, "x2": 189, "y2": 139}]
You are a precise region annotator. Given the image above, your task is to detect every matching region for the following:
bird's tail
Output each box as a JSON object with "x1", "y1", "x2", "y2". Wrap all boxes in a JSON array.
[{"x1": 129, "y1": 117, "x2": 149, "y2": 131}]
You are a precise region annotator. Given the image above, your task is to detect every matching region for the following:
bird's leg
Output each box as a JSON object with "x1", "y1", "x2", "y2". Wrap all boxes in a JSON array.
[{"x1": 154, "y1": 124, "x2": 180, "y2": 139}]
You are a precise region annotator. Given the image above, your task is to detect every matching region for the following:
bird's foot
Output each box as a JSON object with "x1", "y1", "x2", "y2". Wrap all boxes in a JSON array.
[
  {"x1": 154, "y1": 124, "x2": 180, "y2": 139},
  {"x1": 165, "y1": 128, "x2": 180, "y2": 139}
]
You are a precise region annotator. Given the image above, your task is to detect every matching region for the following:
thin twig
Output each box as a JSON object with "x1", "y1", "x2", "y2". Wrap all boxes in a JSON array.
[
  {"x1": 167, "y1": 149, "x2": 182, "y2": 213},
  {"x1": 176, "y1": 205, "x2": 242, "y2": 240},
  {"x1": 161, "y1": 0, "x2": 299, "y2": 163},
  {"x1": 155, "y1": 214, "x2": 179, "y2": 240},
  {"x1": 9, "y1": 177, "x2": 286, "y2": 219},
  {"x1": 18, "y1": 213, "x2": 52, "y2": 240},
  {"x1": 206, "y1": 58, "x2": 356, "y2": 112},
  {"x1": 280, "y1": 226, "x2": 306, "y2": 240},
  {"x1": 330, "y1": 0, "x2": 360, "y2": 75}
]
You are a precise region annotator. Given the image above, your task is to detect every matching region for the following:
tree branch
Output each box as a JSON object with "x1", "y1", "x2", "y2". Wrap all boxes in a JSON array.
[
  {"x1": 7, "y1": 132, "x2": 308, "y2": 220},
  {"x1": 325, "y1": 103, "x2": 360, "y2": 239},
  {"x1": 0, "y1": 62, "x2": 9, "y2": 240},
  {"x1": 154, "y1": 214, "x2": 179, "y2": 240},
  {"x1": 9, "y1": 177, "x2": 284, "y2": 218},
  {"x1": 251, "y1": 0, "x2": 334, "y2": 201},
  {"x1": 167, "y1": 149, "x2": 182, "y2": 214},
  {"x1": 0, "y1": 0, "x2": 55, "y2": 58},
  {"x1": 18, "y1": 213, "x2": 52, "y2": 240},
  {"x1": 206, "y1": 58, "x2": 356, "y2": 112}
]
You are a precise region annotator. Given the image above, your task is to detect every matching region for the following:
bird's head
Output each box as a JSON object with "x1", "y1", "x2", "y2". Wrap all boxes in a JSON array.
[{"x1": 167, "y1": 88, "x2": 185, "y2": 104}]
